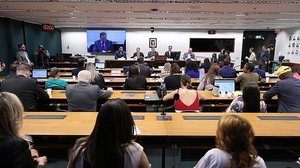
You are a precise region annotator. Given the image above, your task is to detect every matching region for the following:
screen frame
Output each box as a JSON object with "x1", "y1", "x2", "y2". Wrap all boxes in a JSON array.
[{"x1": 189, "y1": 38, "x2": 235, "y2": 53}]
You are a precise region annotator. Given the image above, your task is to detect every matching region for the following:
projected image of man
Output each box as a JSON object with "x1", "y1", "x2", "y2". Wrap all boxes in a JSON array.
[{"x1": 93, "y1": 32, "x2": 113, "y2": 53}]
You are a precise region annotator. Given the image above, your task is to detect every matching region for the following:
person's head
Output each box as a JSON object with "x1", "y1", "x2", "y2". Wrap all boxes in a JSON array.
[
  {"x1": 18, "y1": 43, "x2": 26, "y2": 51},
  {"x1": 99, "y1": 32, "x2": 107, "y2": 41},
  {"x1": 268, "y1": 44, "x2": 274, "y2": 50},
  {"x1": 262, "y1": 45, "x2": 267, "y2": 52},
  {"x1": 151, "y1": 47, "x2": 156, "y2": 52},
  {"x1": 77, "y1": 58, "x2": 85, "y2": 68},
  {"x1": 249, "y1": 47, "x2": 255, "y2": 53},
  {"x1": 276, "y1": 66, "x2": 292, "y2": 80},
  {"x1": 216, "y1": 114, "x2": 257, "y2": 168},
  {"x1": 206, "y1": 63, "x2": 220, "y2": 77},
  {"x1": 137, "y1": 57, "x2": 144, "y2": 64},
  {"x1": 16, "y1": 63, "x2": 31, "y2": 78},
  {"x1": 84, "y1": 99, "x2": 135, "y2": 168},
  {"x1": 220, "y1": 48, "x2": 226, "y2": 54},
  {"x1": 9, "y1": 62, "x2": 18, "y2": 73},
  {"x1": 168, "y1": 45, "x2": 172, "y2": 51},
  {"x1": 225, "y1": 50, "x2": 230, "y2": 56},
  {"x1": 170, "y1": 63, "x2": 181, "y2": 75},
  {"x1": 253, "y1": 61, "x2": 259, "y2": 67},
  {"x1": 78, "y1": 70, "x2": 91, "y2": 83},
  {"x1": 128, "y1": 64, "x2": 140, "y2": 77},
  {"x1": 0, "y1": 92, "x2": 24, "y2": 137},
  {"x1": 163, "y1": 62, "x2": 171, "y2": 72},
  {"x1": 85, "y1": 63, "x2": 99, "y2": 81},
  {"x1": 118, "y1": 46, "x2": 123, "y2": 51},
  {"x1": 243, "y1": 63, "x2": 254, "y2": 73},
  {"x1": 49, "y1": 67, "x2": 60, "y2": 78},
  {"x1": 242, "y1": 82, "x2": 260, "y2": 112},
  {"x1": 180, "y1": 74, "x2": 192, "y2": 89},
  {"x1": 204, "y1": 58, "x2": 210, "y2": 64},
  {"x1": 188, "y1": 48, "x2": 193, "y2": 53},
  {"x1": 136, "y1": 47, "x2": 140, "y2": 52},
  {"x1": 38, "y1": 45, "x2": 45, "y2": 51},
  {"x1": 223, "y1": 60, "x2": 230, "y2": 66},
  {"x1": 185, "y1": 60, "x2": 198, "y2": 72}
]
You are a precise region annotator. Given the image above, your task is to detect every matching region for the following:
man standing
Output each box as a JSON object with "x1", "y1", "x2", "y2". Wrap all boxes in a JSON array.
[
  {"x1": 92, "y1": 32, "x2": 113, "y2": 53},
  {"x1": 114, "y1": 46, "x2": 126, "y2": 59},
  {"x1": 1, "y1": 64, "x2": 49, "y2": 111},
  {"x1": 164, "y1": 45, "x2": 173, "y2": 58},
  {"x1": 264, "y1": 66, "x2": 300, "y2": 112},
  {"x1": 33, "y1": 45, "x2": 50, "y2": 68},
  {"x1": 66, "y1": 70, "x2": 112, "y2": 112},
  {"x1": 259, "y1": 45, "x2": 270, "y2": 71},
  {"x1": 183, "y1": 48, "x2": 195, "y2": 60},
  {"x1": 16, "y1": 43, "x2": 33, "y2": 66}
]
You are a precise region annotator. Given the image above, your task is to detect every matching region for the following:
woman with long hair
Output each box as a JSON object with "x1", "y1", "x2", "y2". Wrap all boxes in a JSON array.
[
  {"x1": 163, "y1": 74, "x2": 205, "y2": 112},
  {"x1": 226, "y1": 82, "x2": 267, "y2": 113},
  {"x1": 197, "y1": 64, "x2": 222, "y2": 91},
  {"x1": 160, "y1": 62, "x2": 171, "y2": 80},
  {"x1": 0, "y1": 92, "x2": 47, "y2": 167},
  {"x1": 194, "y1": 114, "x2": 266, "y2": 168},
  {"x1": 86, "y1": 62, "x2": 105, "y2": 89},
  {"x1": 185, "y1": 60, "x2": 199, "y2": 78},
  {"x1": 68, "y1": 99, "x2": 150, "y2": 168},
  {"x1": 164, "y1": 63, "x2": 182, "y2": 90},
  {"x1": 45, "y1": 67, "x2": 68, "y2": 90},
  {"x1": 124, "y1": 64, "x2": 147, "y2": 90},
  {"x1": 199, "y1": 58, "x2": 211, "y2": 73}
]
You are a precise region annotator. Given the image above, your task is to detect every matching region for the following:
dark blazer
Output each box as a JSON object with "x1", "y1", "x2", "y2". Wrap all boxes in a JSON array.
[
  {"x1": 138, "y1": 64, "x2": 151, "y2": 77},
  {"x1": 124, "y1": 76, "x2": 147, "y2": 90},
  {"x1": 114, "y1": 51, "x2": 127, "y2": 59},
  {"x1": 0, "y1": 75, "x2": 49, "y2": 111},
  {"x1": 91, "y1": 75, "x2": 105, "y2": 89},
  {"x1": 0, "y1": 136, "x2": 35, "y2": 168},
  {"x1": 147, "y1": 51, "x2": 159, "y2": 58},
  {"x1": 71, "y1": 67, "x2": 85, "y2": 77},
  {"x1": 93, "y1": 40, "x2": 113, "y2": 53},
  {"x1": 164, "y1": 51, "x2": 172, "y2": 58},
  {"x1": 131, "y1": 52, "x2": 144, "y2": 58},
  {"x1": 164, "y1": 74, "x2": 181, "y2": 90}
]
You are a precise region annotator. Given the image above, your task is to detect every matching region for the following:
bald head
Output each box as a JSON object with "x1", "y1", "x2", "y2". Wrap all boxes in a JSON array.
[{"x1": 78, "y1": 70, "x2": 91, "y2": 83}]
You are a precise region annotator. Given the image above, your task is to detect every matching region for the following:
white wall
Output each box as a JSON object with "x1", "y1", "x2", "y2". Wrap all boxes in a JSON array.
[
  {"x1": 61, "y1": 29, "x2": 244, "y2": 66},
  {"x1": 275, "y1": 27, "x2": 300, "y2": 63}
]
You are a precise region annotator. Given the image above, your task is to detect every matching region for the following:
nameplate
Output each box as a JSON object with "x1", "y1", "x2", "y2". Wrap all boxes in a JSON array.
[
  {"x1": 183, "y1": 116, "x2": 221, "y2": 120},
  {"x1": 23, "y1": 115, "x2": 66, "y2": 119},
  {"x1": 257, "y1": 116, "x2": 300, "y2": 120},
  {"x1": 132, "y1": 116, "x2": 145, "y2": 120}
]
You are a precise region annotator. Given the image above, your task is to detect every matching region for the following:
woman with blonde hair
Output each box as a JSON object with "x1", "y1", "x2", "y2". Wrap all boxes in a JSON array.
[
  {"x1": 160, "y1": 62, "x2": 171, "y2": 79},
  {"x1": 0, "y1": 92, "x2": 47, "y2": 167},
  {"x1": 194, "y1": 114, "x2": 266, "y2": 168},
  {"x1": 86, "y1": 62, "x2": 105, "y2": 89},
  {"x1": 197, "y1": 64, "x2": 222, "y2": 91}
]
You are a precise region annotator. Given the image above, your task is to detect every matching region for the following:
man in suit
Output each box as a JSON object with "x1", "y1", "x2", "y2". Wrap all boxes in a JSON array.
[
  {"x1": 164, "y1": 45, "x2": 173, "y2": 58},
  {"x1": 131, "y1": 47, "x2": 144, "y2": 58},
  {"x1": 66, "y1": 70, "x2": 112, "y2": 112},
  {"x1": 259, "y1": 45, "x2": 270, "y2": 71},
  {"x1": 183, "y1": 48, "x2": 195, "y2": 60},
  {"x1": 0, "y1": 63, "x2": 49, "y2": 111},
  {"x1": 137, "y1": 57, "x2": 151, "y2": 77},
  {"x1": 114, "y1": 46, "x2": 126, "y2": 59},
  {"x1": 16, "y1": 43, "x2": 33, "y2": 66},
  {"x1": 92, "y1": 32, "x2": 113, "y2": 53},
  {"x1": 147, "y1": 47, "x2": 159, "y2": 58}
]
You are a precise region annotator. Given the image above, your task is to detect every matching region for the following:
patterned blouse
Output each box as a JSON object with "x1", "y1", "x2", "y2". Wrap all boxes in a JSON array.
[{"x1": 227, "y1": 96, "x2": 267, "y2": 112}]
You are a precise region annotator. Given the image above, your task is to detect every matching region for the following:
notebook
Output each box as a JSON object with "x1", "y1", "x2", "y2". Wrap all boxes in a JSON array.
[{"x1": 32, "y1": 69, "x2": 47, "y2": 78}]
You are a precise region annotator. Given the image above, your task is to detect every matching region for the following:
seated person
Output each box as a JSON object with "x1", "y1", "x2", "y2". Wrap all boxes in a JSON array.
[
  {"x1": 5, "y1": 61, "x2": 18, "y2": 79},
  {"x1": 66, "y1": 70, "x2": 112, "y2": 112},
  {"x1": 131, "y1": 47, "x2": 144, "y2": 58},
  {"x1": 86, "y1": 63, "x2": 105, "y2": 89},
  {"x1": 164, "y1": 45, "x2": 173, "y2": 58},
  {"x1": 163, "y1": 74, "x2": 205, "y2": 112},
  {"x1": 235, "y1": 63, "x2": 259, "y2": 90},
  {"x1": 45, "y1": 67, "x2": 68, "y2": 90},
  {"x1": 72, "y1": 58, "x2": 85, "y2": 77},
  {"x1": 160, "y1": 62, "x2": 171, "y2": 80},
  {"x1": 147, "y1": 47, "x2": 159, "y2": 58},
  {"x1": 292, "y1": 66, "x2": 300, "y2": 80},
  {"x1": 253, "y1": 61, "x2": 266, "y2": 79},
  {"x1": 194, "y1": 115, "x2": 266, "y2": 168},
  {"x1": 124, "y1": 64, "x2": 147, "y2": 90},
  {"x1": 218, "y1": 60, "x2": 237, "y2": 78},
  {"x1": 137, "y1": 57, "x2": 151, "y2": 77},
  {"x1": 0, "y1": 92, "x2": 47, "y2": 168},
  {"x1": 114, "y1": 46, "x2": 126, "y2": 59},
  {"x1": 183, "y1": 48, "x2": 195, "y2": 60},
  {"x1": 226, "y1": 82, "x2": 267, "y2": 113},
  {"x1": 67, "y1": 99, "x2": 150, "y2": 168},
  {"x1": 198, "y1": 64, "x2": 222, "y2": 91},
  {"x1": 164, "y1": 63, "x2": 182, "y2": 90},
  {"x1": 199, "y1": 58, "x2": 211, "y2": 73},
  {"x1": 185, "y1": 60, "x2": 199, "y2": 78}
]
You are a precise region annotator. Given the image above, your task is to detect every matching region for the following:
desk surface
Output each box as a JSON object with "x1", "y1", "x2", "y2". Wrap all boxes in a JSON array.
[{"x1": 21, "y1": 112, "x2": 300, "y2": 137}]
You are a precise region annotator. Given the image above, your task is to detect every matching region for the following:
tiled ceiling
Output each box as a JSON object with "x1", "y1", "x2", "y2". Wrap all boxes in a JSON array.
[{"x1": 0, "y1": 0, "x2": 299, "y2": 29}]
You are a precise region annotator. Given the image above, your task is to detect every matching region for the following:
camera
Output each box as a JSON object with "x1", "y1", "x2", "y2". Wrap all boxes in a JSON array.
[{"x1": 150, "y1": 27, "x2": 154, "y2": 33}]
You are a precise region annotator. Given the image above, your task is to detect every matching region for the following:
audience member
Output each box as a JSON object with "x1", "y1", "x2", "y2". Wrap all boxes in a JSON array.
[
  {"x1": 1, "y1": 64, "x2": 49, "y2": 111},
  {"x1": 218, "y1": 60, "x2": 237, "y2": 78},
  {"x1": 137, "y1": 57, "x2": 151, "y2": 77},
  {"x1": 16, "y1": 43, "x2": 33, "y2": 66},
  {"x1": 124, "y1": 64, "x2": 147, "y2": 90},
  {"x1": 183, "y1": 48, "x2": 195, "y2": 60},
  {"x1": 164, "y1": 45, "x2": 173, "y2": 58},
  {"x1": 226, "y1": 82, "x2": 267, "y2": 113},
  {"x1": 160, "y1": 62, "x2": 171, "y2": 80},
  {"x1": 86, "y1": 63, "x2": 105, "y2": 89},
  {"x1": 147, "y1": 47, "x2": 159, "y2": 58},
  {"x1": 185, "y1": 60, "x2": 199, "y2": 78},
  {"x1": 194, "y1": 114, "x2": 266, "y2": 168},
  {"x1": 66, "y1": 70, "x2": 112, "y2": 112},
  {"x1": 248, "y1": 47, "x2": 256, "y2": 63},
  {"x1": 198, "y1": 64, "x2": 222, "y2": 91},
  {"x1": 114, "y1": 46, "x2": 126, "y2": 59},
  {"x1": 45, "y1": 67, "x2": 68, "y2": 90},
  {"x1": 164, "y1": 63, "x2": 182, "y2": 90},
  {"x1": 67, "y1": 99, "x2": 150, "y2": 168},
  {"x1": 5, "y1": 61, "x2": 18, "y2": 79},
  {"x1": 292, "y1": 66, "x2": 300, "y2": 80},
  {"x1": 33, "y1": 45, "x2": 50, "y2": 68},
  {"x1": 211, "y1": 53, "x2": 218, "y2": 63},
  {"x1": 131, "y1": 47, "x2": 144, "y2": 58},
  {"x1": 263, "y1": 66, "x2": 300, "y2": 112},
  {"x1": 72, "y1": 58, "x2": 85, "y2": 77},
  {"x1": 235, "y1": 63, "x2": 259, "y2": 90},
  {"x1": 253, "y1": 61, "x2": 266, "y2": 79},
  {"x1": 163, "y1": 75, "x2": 205, "y2": 112},
  {"x1": 92, "y1": 32, "x2": 113, "y2": 53},
  {"x1": 199, "y1": 58, "x2": 211, "y2": 73},
  {"x1": 0, "y1": 92, "x2": 47, "y2": 168}
]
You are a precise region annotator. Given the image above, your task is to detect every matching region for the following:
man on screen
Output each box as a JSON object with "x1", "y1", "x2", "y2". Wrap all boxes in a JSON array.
[{"x1": 93, "y1": 32, "x2": 113, "y2": 53}]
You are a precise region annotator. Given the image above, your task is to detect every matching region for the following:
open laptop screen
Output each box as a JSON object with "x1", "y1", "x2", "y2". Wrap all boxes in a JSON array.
[
  {"x1": 214, "y1": 79, "x2": 235, "y2": 92},
  {"x1": 32, "y1": 69, "x2": 47, "y2": 78},
  {"x1": 95, "y1": 62, "x2": 105, "y2": 69}
]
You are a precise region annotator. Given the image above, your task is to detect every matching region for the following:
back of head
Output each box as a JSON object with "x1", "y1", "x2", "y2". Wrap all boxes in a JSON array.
[
  {"x1": 185, "y1": 60, "x2": 198, "y2": 72},
  {"x1": 49, "y1": 67, "x2": 60, "y2": 78},
  {"x1": 206, "y1": 64, "x2": 220, "y2": 79},
  {"x1": 276, "y1": 66, "x2": 292, "y2": 79},
  {"x1": 171, "y1": 63, "x2": 181, "y2": 75},
  {"x1": 242, "y1": 82, "x2": 260, "y2": 112},
  {"x1": 245, "y1": 63, "x2": 254, "y2": 72},
  {"x1": 85, "y1": 63, "x2": 99, "y2": 80},
  {"x1": 85, "y1": 99, "x2": 134, "y2": 167},
  {"x1": 16, "y1": 64, "x2": 31, "y2": 77},
  {"x1": 163, "y1": 62, "x2": 171, "y2": 72},
  {"x1": 223, "y1": 60, "x2": 230, "y2": 66},
  {"x1": 78, "y1": 70, "x2": 91, "y2": 83},
  {"x1": 204, "y1": 58, "x2": 210, "y2": 63},
  {"x1": 0, "y1": 92, "x2": 23, "y2": 137},
  {"x1": 216, "y1": 114, "x2": 257, "y2": 168},
  {"x1": 137, "y1": 57, "x2": 144, "y2": 64},
  {"x1": 128, "y1": 64, "x2": 140, "y2": 77},
  {"x1": 181, "y1": 74, "x2": 192, "y2": 89},
  {"x1": 9, "y1": 63, "x2": 18, "y2": 73},
  {"x1": 77, "y1": 58, "x2": 85, "y2": 67}
]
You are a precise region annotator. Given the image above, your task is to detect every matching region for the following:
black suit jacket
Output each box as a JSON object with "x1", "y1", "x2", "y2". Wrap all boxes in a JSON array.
[
  {"x1": 138, "y1": 64, "x2": 151, "y2": 77},
  {"x1": 124, "y1": 76, "x2": 147, "y2": 90},
  {"x1": 0, "y1": 75, "x2": 49, "y2": 111},
  {"x1": 0, "y1": 136, "x2": 35, "y2": 168},
  {"x1": 164, "y1": 51, "x2": 172, "y2": 58},
  {"x1": 164, "y1": 74, "x2": 181, "y2": 90}
]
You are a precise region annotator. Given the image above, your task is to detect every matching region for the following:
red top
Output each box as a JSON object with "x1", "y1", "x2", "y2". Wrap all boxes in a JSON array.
[{"x1": 174, "y1": 89, "x2": 200, "y2": 111}]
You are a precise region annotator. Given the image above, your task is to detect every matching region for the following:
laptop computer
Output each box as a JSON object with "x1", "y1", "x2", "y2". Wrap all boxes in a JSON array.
[
  {"x1": 95, "y1": 62, "x2": 105, "y2": 69},
  {"x1": 32, "y1": 69, "x2": 47, "y2": 79},
  {"x1": 214, "y1": 79, "x2": 235, "y2": 92}
]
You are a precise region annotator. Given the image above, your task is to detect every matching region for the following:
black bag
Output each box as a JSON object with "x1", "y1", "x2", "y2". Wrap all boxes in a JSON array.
[{"x1": 157, "y1": 82, "x2": 167, "y2": 99}]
